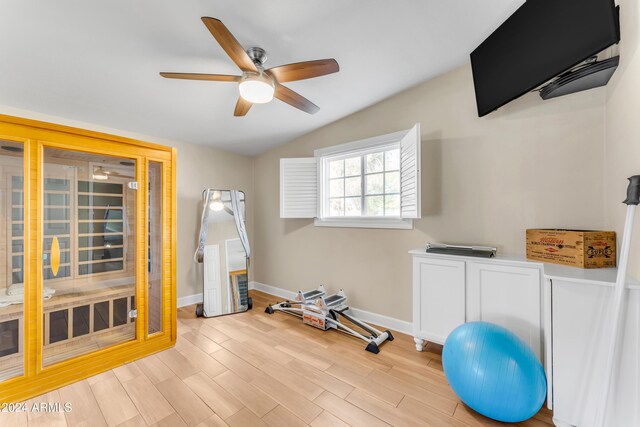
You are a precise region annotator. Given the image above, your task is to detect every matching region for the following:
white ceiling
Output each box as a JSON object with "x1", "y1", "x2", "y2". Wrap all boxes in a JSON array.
[{"x1": 0, "y1": 1, "x2": 522, "y2": 155}]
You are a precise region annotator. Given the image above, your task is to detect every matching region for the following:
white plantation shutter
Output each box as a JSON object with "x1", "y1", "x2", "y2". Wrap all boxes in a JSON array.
[
  {"x1": 400, "y1": 123, "x2": 421, "y2": 219},
  {"x1": 280, "y1": 158, "x2": 318, "y2": 218}
]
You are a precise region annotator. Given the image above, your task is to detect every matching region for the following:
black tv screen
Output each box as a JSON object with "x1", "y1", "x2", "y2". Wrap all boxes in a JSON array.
[{"x1": 470, "y1": 0, "x2": 619, "y2": 117}]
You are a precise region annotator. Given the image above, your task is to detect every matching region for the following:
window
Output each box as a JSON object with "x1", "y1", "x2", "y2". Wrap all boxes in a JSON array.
[
  {"x1": 324, "y1": 146, "x2": 401, "y2": 218},
  {"x1": 280, "y1": 124, "x2": 421, "y2": 229}
]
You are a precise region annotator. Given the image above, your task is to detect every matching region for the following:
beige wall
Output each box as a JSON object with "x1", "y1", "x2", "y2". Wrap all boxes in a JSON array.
[
  {"x1": 605, "y1": 0, "x2": 640, "y2": 278},
  {"x1": 253, "y1": 64, "x2": 607, "y2": 321},
  {"x1": 0, "y1": 106, "x2": 254, "y2": 300},
  {"x1": 172, "y1": 141, "x2": 253, "y2": 298}
]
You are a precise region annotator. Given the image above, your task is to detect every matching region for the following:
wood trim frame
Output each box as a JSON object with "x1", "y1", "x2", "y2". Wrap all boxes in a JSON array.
[{"x1": 0, "y1": 114, "x2": 176, "y2": 403}]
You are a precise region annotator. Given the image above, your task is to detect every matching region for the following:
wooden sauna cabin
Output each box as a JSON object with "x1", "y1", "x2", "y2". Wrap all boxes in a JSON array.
[{"x1": 0, "y1": 115, "x2": 176, "y2": 402}]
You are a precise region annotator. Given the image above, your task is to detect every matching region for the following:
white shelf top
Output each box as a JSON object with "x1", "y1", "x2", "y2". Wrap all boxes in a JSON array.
[{"x1": 410, "y1": 247, "x2": 640, "y2": 289}]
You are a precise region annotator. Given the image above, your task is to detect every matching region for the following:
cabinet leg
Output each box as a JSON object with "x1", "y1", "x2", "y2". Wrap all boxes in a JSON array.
[{"x1": 414, "y1": 337, "x2": 426, "y2": 352}]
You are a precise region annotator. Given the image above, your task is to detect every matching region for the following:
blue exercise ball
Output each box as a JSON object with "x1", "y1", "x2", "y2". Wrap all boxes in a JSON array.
[{"x1": 442, "y1": 322, "x2": 546, "y2": 423}]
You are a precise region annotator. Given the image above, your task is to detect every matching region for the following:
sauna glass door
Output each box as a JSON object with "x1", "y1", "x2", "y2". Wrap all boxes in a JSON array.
[
  {"x1": 0, "y1": 140, "x2": 25, "y2": 382},
  {"x1": 42, "y1": 147, "x2": 137, "y2": 366}
]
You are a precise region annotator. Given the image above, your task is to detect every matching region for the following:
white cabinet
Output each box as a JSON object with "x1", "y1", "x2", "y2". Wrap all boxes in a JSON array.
[
  {"x1": 466, "y1": 262, "x2": 542, "y2": 359},
  {"x1": 412, "y1": 249, "x2": 640, "y2": 425},
  {"x1": 411, "y1": 250, "x2": 543, "y2": 359},
  {"x1": 412, "y1": 257, "x2": 465, "y2": 349}
]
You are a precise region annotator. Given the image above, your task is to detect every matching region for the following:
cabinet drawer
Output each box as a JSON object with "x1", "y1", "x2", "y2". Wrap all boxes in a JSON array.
[{"x1": 413, "y1": 258, "x2": 465, "y2": 344}]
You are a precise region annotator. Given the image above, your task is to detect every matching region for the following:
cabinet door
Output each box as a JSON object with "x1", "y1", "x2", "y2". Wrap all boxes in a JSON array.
[
  {"x1": 466, "y1": 262, "x2": 541, "y2": 359},
  {"x1": 413, "y1": 257, "x2": 465, "y2": 344}
]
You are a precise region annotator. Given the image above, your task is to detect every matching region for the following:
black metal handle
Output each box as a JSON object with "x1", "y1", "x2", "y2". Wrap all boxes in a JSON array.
[{"x1": 623, "y1": 175, "x2": 640, "y2": 205}]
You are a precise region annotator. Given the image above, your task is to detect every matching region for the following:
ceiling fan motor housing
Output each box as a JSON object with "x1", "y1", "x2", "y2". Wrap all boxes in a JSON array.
[{"x1": 246, "y1": 47, "x2": 267, "y2": 66}]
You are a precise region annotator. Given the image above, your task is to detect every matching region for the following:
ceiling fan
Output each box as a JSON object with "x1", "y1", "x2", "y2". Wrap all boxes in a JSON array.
[
  {"x1": 92, "y1": 165, "x2": 134, "y2": 181},
  {"x1": 160, "y1": 17, "x2": 339, "y2": 116}
]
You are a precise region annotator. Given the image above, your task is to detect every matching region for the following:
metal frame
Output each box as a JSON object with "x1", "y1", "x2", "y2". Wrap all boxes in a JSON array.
[{"x1": 265, "y1": 286, "x2": 394, "y2": 354}]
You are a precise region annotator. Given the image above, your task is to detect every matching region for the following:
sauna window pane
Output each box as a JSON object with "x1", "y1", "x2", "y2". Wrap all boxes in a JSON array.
[
  {"x1": 45, "y1": 178, "x2": 70, "y2": 191},
  {"x1": 77, "y1": 180, "x2": 125, "y2": 277},
  {"x1": 94, "y1": 302, "x2": 110, "y2": 332},
  {"x1": 78, "y1": 221, "x2": 123, "y2": 234},
  {"x1": 79, "y1": 247, "x2": 123, "y2": 262},
  {"x1": 44, "y1": 222, "x2": 70, "y2": 236},
  {"x1": 1, "y1": 140, "x2": 24, "y2": 381},
  {"x1": 113, "y1": 298, "x2": 127, "y2": 327},
  {"x1": 77, "y1": 181, "x2": 123, "y2": 194},
  {"x1": 77, "y1": 195, "x2": 123, "y2": 207},
  {"x1": 79, "y1": 261, "x2": 124, "y2": 275},
  {"x1": 148, "y1": 161, "x2": 163, "y2": 335},
  {"x1": 44, "y1": 193, "x2": 71, "y2": 206},
  {"x1": 78, "y1": 235, "x2": 124, "y2": 248},
  {"x1": 0, "y1": 320, "x2": 20, "y2": 357},
  {"x1": 49, "y1": 310, "x2": 69, "y2": 344},
  {"x1": 12, "y1": 223, "x2": 23, "y2": 237},
  {"x1": 73, "y1": 305, "x2": 90, "y2": 337},
  {"x1": 11, "y1": 191, "x2": 23, "y2": 205},
  {"x1": 78, "y1": 208, "x2": 123, "y2": 220}
]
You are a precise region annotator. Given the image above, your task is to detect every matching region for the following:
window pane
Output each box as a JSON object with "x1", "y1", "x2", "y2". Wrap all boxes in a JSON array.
[
  {"x1": 366, "y1": 196, "x2": 384, "y2": 216},
  {"x1": 148, "y1": 161, "x2": 163, "y2": 335},
  {"x1": 345, "y1": 177, "x2": 361, "y2": 197},
  {"x1": 365, "y1": 173, "x2": 383, "y2": 195},
  {"x1": 94, "y1": 302, "x2": 110, "y2": 332},
  {"x1": 365, "y1": 152, "x2": 383, "y2": 173},
  {"x1": 329, "y1": 178, "x2": 344, "y2": 197},
  {"x1": 329, "y1": 198, "x2": 344, "y2": 216},
  {"x1": 385, "y1": 149, "x2": 400, "y2": 171},
  {"x1": 329, "y1": 159, "x2": 344, "y2": 178},
  {"x1": 345, "y1": 157, "x2": 361, "y2": 176},
  {"x1": 49, "y1": 310, "x2": 69, "y2": 344},
  {"x1": 1, "y1": 140, "x2": 24, "y2": 381},
  {"x1": 73, "y1": 305, "x2": 90, "y2": 338},
  {"x1": 345, "y1": 197, "x2": 362, "y2": 216},
  {"x1": 385, "y1": 171, "x2": 400, "y2": 194},
  {"x1": 385, "y1": 195, "x2": 400, "y2": 216},
  {"x1": 113, "y1": 298, "x2": 128, "y2": 327},
  {"x1": 0, "y1": 320, "x2": 20, "y2": 358}
]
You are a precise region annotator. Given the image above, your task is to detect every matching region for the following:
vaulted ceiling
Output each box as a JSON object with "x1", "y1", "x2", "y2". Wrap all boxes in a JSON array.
[{"x1": 0, "y1": 1, "x2": 522, "y2": 154}]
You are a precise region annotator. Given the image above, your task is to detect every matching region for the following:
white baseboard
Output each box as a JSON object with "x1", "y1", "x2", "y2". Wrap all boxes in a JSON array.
[
  {"x1": 249, "y1": 281, "x2": 296, "y2": 300},
  {"x1": 179, "y1": 282, "x2": 413, "y2": 336},
  {"x1": 177, "y1": 293, "x2": 203, "y2": 308},
  {"x1": 250, "y1": 281, "x2": 413, "y2": 335}
]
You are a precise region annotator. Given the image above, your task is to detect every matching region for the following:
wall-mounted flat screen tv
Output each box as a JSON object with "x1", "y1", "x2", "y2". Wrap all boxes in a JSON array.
[{"x1": 470, "y1": 0, "x2": 620, "y2": 117}]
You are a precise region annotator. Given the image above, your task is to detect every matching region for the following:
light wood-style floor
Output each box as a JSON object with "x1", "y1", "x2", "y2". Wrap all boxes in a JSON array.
[{"x1": 1, "y1": 290, "x2": 554, "y2": 427}]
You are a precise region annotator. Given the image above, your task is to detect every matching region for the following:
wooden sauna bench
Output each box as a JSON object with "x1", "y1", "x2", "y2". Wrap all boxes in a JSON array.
[{"x1": 0, "y1": 282, "x2": 136, "y2": 376}]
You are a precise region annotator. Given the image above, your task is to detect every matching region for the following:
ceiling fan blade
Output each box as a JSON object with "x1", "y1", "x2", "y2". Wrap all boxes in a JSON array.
[
  {"x1": 160, "y1": 72, "x2": 241, "y2": 82},
  {"x1": 109, "y1": 173, "x2": 135, "y2": 179},
  {"x1": 201, "y1": 17, "x2": 258, "y2": 73},
  {"x1": 267, "y1": 59, "x2": 339, "y2": 83},
  {"x1": 234, "y1": 97, "x2": 252, "y2": 116},
  {"x1": 274, "y1": 84, "x2": 320, "y2": 114}
]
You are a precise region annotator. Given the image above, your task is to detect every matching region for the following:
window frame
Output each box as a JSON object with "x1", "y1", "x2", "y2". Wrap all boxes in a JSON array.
[{"x1": 314, "y1": 130, "x2": 414, "y2": 230}]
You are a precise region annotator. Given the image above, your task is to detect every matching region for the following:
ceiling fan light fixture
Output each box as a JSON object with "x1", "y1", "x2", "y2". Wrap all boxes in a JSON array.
[
  {"x1": 238, "y1": 73, "x2": 274, "y2": 104},
  {"x1": 209, "y1": 200, "x2": 225, "y2": 211},
  {"x1": 92, "y1": 167, "x2": 109, "y2": 181}
]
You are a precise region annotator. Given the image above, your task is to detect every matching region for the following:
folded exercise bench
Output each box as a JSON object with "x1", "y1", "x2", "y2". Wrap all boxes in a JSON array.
[{"x1": 265, "y1": 286, "x2": 394, "y2": 354}]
